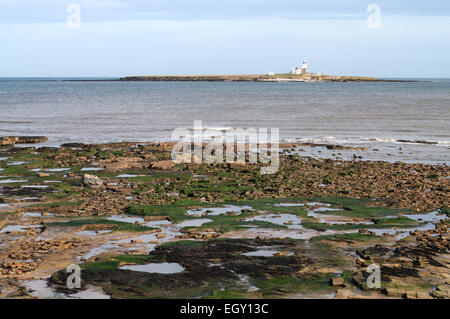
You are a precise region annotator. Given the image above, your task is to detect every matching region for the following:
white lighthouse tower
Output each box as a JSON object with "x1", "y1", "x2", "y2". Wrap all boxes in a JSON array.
[{"x1": 301, "y1": 60, "x2": 308, "y2": 75}]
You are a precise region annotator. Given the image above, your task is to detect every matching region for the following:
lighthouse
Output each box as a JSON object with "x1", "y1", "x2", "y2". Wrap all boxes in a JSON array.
[
  {"x1": 301, "y1": 60, "x2": 307, "y2": 75},
  {"x1": 289, "y1": 60, "x2": 309, "y2": 75}
]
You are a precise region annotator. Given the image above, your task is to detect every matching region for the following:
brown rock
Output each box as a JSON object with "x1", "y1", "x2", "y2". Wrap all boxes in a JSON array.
[
  {"x1": 274, "y1": 251, "x2": 291, "y2": 257},
  {"x1": 150, "y1": 160, "x2": 176, "y2": 170},
  {"x1": 81, "y1": 224, "x2": 117, "y2": 231},
  {"x1": 432, "y1": 289, "x2": 450, "y2": 299},
  {"x1": 101, "y1": 157, "x2": 145, "y2": 171},
  {"x1": 143, "y1": 215, "x2": 169, "y2": 222},
  {"x1": 330, "y1": 277, "x2": 345, "y2": 287},
  {"x1": 0, "y1": 136, "x2": 19, "y2": 146},
  {"x1": 432, "y1": 283, "x2": 450, "y2": 299},
  {"x1": 81, "y1": 174, "x2": 103, "y2": 188},
  {"x1": 17, "y1": 136, "x2": 48, "y2": 144},
  {"x1": 384, "y1": 287, "x2": 405, "y2": 297},
  {"x1": 405, "y1": 291, "x2": 418, "y2": 299}
]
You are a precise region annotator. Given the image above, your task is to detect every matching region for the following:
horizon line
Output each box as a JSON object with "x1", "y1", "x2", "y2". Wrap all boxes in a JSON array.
[{"x1": 1, "y1": 76, "x2": 450, "y2": 79}]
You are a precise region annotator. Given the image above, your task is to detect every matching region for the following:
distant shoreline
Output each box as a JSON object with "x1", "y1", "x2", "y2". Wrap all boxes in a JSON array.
[{"x1": 61, "y1": 74, "x2": 421, "y2": 83}]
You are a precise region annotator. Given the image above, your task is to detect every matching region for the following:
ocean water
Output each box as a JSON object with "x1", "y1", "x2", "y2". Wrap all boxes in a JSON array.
[{"x1": 0, "y1": 78, "x2": 449, "y2": 164}]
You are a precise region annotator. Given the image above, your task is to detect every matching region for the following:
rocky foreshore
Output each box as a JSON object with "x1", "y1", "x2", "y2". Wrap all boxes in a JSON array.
[{"x1": 0, "y1": 138, "x2": 448, "y2": 299}]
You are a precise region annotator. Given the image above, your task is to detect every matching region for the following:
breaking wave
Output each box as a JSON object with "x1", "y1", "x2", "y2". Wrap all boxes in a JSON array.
[{"x1": 292, "y1": 136, "x2": 449, "y2": 146}]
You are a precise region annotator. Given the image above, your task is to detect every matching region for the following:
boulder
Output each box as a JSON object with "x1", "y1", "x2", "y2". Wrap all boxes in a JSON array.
[
  {"x1": 0, "y1": 136, "x2": 48, "y2": 146},
  {"x1": 351, "y1": 272, "x2": 368, "y2": 290},
  {"x1": 17, "y1": 136, "x2": 48, "y2": 144},
  {"x1": 0, "y1": 136, "x2": 19, "y2": 146},
  {"x1": 405, "y1": 291, "x2": 418, "y2": 299},
  {"x1": 384, "y1": 287, "x2": 405, "y2": 297},
  {"x1": 432, "y1": 289, "x2": 450, "y2": 299},
  {"x1": 330, "y1": 277, "x2": 345, "y2": 287},
  {"x1": 156, "y1": 142, "x2": 175, "y2": 151},
  {"x1": 432, "y1": 283, "x2": 450, "y2": 299},
  {"x1": 436, "y1": 283, "x2": 450, "y2": 292},
  {"x1": 150, "y1": 160, "x2": 176, "y2": 170},
  {"x1": 81, "y1": 174, "x2": 103, "y2": 188}
]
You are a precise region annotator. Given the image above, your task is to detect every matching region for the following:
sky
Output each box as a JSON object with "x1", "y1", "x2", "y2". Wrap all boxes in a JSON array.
[{"x1": 1, "y1": 0, "x2": 450, "y2": 78}]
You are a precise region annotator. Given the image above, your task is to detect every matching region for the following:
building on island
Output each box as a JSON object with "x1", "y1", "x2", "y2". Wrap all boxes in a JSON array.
[{"x1": 291, "y1": 60, "x2": 308, "y2": 75}]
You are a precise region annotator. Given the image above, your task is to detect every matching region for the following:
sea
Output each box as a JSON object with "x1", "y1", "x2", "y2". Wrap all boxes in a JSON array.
[{"x1": 0, "y1": 78, "x2": 449, "y2": 164}]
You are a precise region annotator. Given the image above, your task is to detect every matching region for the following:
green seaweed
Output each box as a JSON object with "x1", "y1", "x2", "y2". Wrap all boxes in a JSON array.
[
  {"x1": 126, "y1": 204, "x2": 190, "y2": 223},
  {"x1": 310, "y1": 233, "x2": 379, "y2": 242},
  {"x1": 182, "y1": 213, "x2": 286, "y2": 233},
  {"x1": 47, "y1": 218, "x2": 153, "y2": 232},
  {"x1": 254, "y1": 273, "x2": 335, "y2": 297},
  {"x1": 80, "y1": 260, "x2": 119, "y2": 273}
]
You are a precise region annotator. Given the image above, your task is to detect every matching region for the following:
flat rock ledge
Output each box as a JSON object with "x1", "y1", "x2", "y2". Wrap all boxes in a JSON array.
[{"x1": 0, "y1": 136, "x2": 48, "y2": 146}]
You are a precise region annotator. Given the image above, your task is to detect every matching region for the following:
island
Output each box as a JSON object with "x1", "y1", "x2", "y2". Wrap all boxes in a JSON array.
[
  {"x1": 118, "y1": 60, "x2": 415, "y2": 82},
  {"x1": 118, "y1": 74, "x2": 410, "y2": 82}
]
